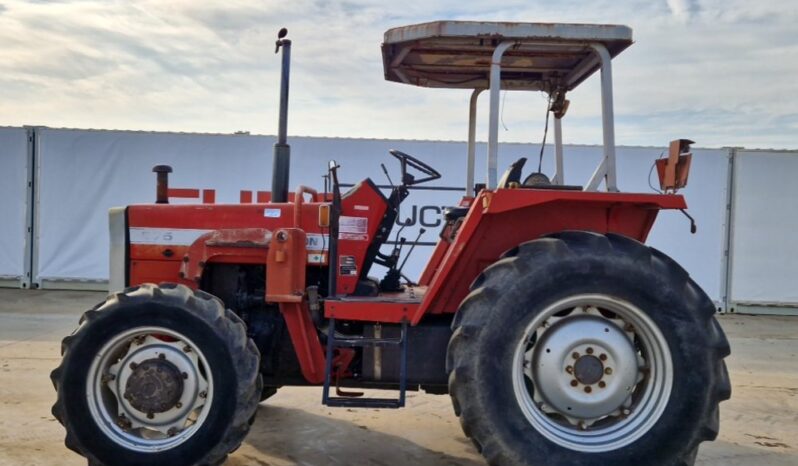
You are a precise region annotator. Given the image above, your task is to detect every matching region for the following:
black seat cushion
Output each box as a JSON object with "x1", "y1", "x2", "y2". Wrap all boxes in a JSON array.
[{"x1": 444, "y1": 207, "x2": 470, "y2": 221}]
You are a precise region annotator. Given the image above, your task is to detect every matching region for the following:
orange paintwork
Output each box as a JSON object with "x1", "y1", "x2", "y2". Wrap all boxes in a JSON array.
[
  {"x1": 126, "y1": 179, "x2": 686, "y2": 384},
  {"x1": 266, "y1": 229, "x2": 307, "y2": 302}
]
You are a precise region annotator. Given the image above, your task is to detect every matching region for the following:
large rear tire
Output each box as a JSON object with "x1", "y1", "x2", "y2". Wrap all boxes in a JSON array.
[
  {"x1": 51, "y1": 283, "x2": 262, "y2": 466},
  {"x1": 447, "y1": 232, "x2": 730, "y2": 466}
]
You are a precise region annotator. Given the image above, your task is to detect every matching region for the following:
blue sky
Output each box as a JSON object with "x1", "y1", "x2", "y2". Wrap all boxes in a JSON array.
[{"x1": 0, "y1": 0, "x2": 795, "y2": 149}]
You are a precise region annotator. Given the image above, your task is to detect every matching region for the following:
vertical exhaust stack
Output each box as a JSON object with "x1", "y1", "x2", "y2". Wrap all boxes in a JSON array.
[
  {"x1": 152, "y1": 165, "x2": 173, "y2": 204},
  {"x1": 272, "y1": 28, "x2": 291, "y2": 203}
]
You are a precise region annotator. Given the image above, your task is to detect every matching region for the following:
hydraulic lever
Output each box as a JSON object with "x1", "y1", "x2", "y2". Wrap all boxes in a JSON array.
[
  {"x1": 398, "y1": 228, "x2": 426, "y2": 273},
  {"x1": 381, "y1": 163, "x2": 395, "y2": 187}
]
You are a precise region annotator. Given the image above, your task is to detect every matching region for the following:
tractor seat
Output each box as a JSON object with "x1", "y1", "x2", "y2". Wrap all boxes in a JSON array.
[{"x1": 444, "y1": 206, "x2": 470, "y2": 221}]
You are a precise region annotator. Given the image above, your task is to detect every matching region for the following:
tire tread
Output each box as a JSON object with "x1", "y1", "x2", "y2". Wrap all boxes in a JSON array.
[
  {"x1": 447, "y1": 231, "x2": 730, "y2": 466},
  {"x1": 50, "y1": 283, "x2": 262, "y2": 466}
]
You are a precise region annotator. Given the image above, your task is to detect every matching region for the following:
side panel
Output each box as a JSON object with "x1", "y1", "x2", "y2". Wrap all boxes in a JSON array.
[
  {"x1": 0, "y1": 127, "x2": 30, "y2": 287},
  {"x1": 336, "y1": 180, "x2": 388, "y2": 294},
  {"x1": 730, "y1": 150, "x2": 798, "y2": 310},
  {"x1": 108, "y1": 207, "x2": 128, "y2": 292}
]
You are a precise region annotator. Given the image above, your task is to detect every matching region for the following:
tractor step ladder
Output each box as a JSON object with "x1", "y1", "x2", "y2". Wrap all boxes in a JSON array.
[{"x1": 322, "y1": 318, "x2": 408, "y2": 408}]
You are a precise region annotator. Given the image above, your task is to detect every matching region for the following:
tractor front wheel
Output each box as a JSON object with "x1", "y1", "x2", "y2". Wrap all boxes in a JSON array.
[
  {"x1": 51, "y1": 283, "x2": 262, "y2": 466},
  {"x1": 447, "y1": 231, "x2": 730, "y2": 466}
]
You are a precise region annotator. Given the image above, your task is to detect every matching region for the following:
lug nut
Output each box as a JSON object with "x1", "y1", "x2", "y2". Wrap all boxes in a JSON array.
[
  {"x1": 586, "y1": 347, "x2": 594, "y2": 355},
  {"x1": 182, "y1": 372, "x2": 188, "y2": 379},
  {"x1": 147, "y1": 412, "x2": 154, "y2": 419},
  {"x1": 158, "y1": 353, "x2": 166, "y2": 360},
  {"x1": 570, "y1": 380, "x2": 578, "y2": 387},
  {"x1": 572, "y1": 352, "x2": 580, "y2": 360},
  {"x1": 598, "y1": 381, "x2": 606, "y2": 388},
  {"x1": 584, "y1": 386, "x2": 592, "y2": 393},
  {"x1": 117, "y1": 415, "x2": 131, "y2": 430},
  {"x1": 565, "y1": 365, "x2": 573, "y2": 374},
  {"x1": 175, "y1": 402, "x2": 183, "y2": 409},
  {"x1": 599, "y1": 353, "x2": 608, "y2": 361},
  {"x1": 129, "y1": 362, "x2": 138, "y2": 370},
  {"x1": 605, "y1": 367, "x2": 613, "y2": 375}
]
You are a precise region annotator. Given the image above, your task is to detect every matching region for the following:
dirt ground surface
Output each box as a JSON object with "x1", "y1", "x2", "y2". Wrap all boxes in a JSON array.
[{"x1": 0, "y1": 289, "x2": 796, "y2": 466}]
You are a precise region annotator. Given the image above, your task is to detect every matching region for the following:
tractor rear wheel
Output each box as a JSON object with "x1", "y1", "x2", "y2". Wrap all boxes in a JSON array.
[
  {"x1": 51, "y1": 283, "x2": 262, "y2": 466},
  {"x1": 447, "y1": 231, "x2": 730, "y2": 466}
]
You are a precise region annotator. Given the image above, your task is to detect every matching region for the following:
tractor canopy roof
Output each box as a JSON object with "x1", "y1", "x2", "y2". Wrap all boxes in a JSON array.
[{"x1": 382, "y1": 21, "x2": 633, "y2": 92}]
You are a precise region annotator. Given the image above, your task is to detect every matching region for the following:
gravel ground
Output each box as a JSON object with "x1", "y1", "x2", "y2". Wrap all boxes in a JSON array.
[{"x1": 0, "y1": 289, "x2": 795, "y2": 466}]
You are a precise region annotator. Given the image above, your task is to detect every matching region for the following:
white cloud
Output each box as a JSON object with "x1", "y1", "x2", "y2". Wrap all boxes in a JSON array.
[
  {"x1": 0, "y1": 0, "x2": 795, "y2": 149},
  {"x1": 666, "y1": 0, "x2": 700, "y2": 21}
]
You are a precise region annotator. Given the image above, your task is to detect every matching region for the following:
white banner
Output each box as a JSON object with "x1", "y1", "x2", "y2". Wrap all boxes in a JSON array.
[
  {"x1": 615, "y1": 146, "x2": 730, "y2": 307},
  {"x1": 0, "y1": 127, "x2": 30, "y2": 286},
  {"x1": 33, "y1": 128, "x2": 729, "y2": 304},
  {"x1": 730, "y1": 150, "x2": 798, "y2": 305}
]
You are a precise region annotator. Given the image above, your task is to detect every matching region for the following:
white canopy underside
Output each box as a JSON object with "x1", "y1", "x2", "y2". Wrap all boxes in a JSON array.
[{"x1": 382, "y1": 21, "x2": 633, "y2": 91}]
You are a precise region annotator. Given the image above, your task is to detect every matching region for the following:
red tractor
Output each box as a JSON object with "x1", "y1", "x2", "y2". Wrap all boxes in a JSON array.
[{"x1": 52, "y1": 22, "x2": 730, "y2": 466}]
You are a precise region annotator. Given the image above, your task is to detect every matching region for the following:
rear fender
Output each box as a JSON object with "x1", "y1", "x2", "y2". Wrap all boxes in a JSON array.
[{"x1": 412, "y1": 189, "x2": 687, "y2": 324}]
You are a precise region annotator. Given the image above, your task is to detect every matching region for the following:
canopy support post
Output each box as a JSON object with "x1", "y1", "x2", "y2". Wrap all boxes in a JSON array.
[
  {"x1": 487, "y1": 41, "x2": 515, "y2": 189},
  {"x1": 467, "y1": 89, "x2": 483, "y2": 196},
  {"x1": 553, "y1": 116, "x2": 564, "y2": 185},
  {"x1": 584, "y1": 43, "x2": 618, "y2": 192}
]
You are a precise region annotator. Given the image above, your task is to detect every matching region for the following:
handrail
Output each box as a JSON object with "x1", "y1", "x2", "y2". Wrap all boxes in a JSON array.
[{"x1": 293, "y1": 185, "x2": 319, "y2": 227}]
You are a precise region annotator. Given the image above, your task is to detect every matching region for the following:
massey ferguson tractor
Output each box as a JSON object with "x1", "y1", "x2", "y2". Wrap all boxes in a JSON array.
[{"x1": 51, "y1": 22, "x2": 730, "y2": 466}]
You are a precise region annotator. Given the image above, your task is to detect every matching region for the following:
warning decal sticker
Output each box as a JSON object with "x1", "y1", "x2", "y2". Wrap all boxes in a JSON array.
[
  {"x1": 339, "y1": 216, "x2": 368, "y2": 241},
  {"x1": 339, "y1": 255, "x2": 358, "y2": 277}
]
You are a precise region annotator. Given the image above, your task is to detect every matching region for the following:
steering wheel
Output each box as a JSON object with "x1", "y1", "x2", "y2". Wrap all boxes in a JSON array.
[{"x1": 389, "y1": 149, "x2": 442, "y2": 186}]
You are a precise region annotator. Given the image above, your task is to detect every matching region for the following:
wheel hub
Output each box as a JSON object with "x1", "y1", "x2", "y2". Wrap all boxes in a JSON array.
[
  {"x1": 513, "y1": 295, "x2": 674, "y2": 452},
  {"x1": 573, "y1": 354, "x2": 604, "y2": 385},
  {"x1": 90, "y1": 331, "x2": 212, "y2": 451},
  {"x1": 125, "y1": 358, "x2": 185, "y2": 414},
  {"x1": 530, "y1": 312, "x2": 640, "y2": 420}
]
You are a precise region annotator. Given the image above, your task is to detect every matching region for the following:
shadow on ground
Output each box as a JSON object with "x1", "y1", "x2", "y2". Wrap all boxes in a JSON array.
[{"x1": 228, "y1": 405, "x2": 484, "y2": 466}]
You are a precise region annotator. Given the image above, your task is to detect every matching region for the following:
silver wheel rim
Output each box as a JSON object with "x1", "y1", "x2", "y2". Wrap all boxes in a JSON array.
[
  {"x1": 86, "y1": 326, "x2": 214, "y2": 452},
  {"x1": 512, "y1": 294, "x2": 673, "y2": 452}
]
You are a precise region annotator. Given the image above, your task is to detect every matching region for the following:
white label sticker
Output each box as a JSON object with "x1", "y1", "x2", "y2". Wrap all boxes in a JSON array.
[
  {"x1": 339, "y1": 216, "x2": 368, "y2": 241},
  {"x1": 354, "y1": 205, "x2": 369, "y2": 211},
  {"x1": 308, "y1": 253, "x2": 327, "y2": 264},
  {"x1": 264, "y1": 208, "x2": 282, "y2": 218},
  {"x1": 306, "y1": 233, "x2": 329, "y2": 251}
]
